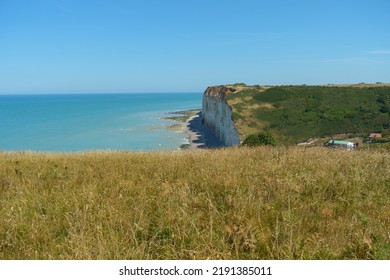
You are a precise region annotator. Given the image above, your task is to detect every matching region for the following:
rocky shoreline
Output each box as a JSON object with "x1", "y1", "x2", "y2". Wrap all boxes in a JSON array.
[
  {"x1": 184, "y1": 111, "x2": 223, "y2": 149},
  {"x1": 164, "y1": 109, "x2": 223, "y2": 149}
]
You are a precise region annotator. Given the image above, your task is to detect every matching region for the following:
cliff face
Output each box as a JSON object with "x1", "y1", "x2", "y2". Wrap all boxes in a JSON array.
[{"x1": 202, "y1": 86, "x2": 240, "y2": 146}]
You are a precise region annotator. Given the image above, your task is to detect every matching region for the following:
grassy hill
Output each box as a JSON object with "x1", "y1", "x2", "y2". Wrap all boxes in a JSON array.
[
  {"x1": 1, "y1": 147, "x2": 389, "y2": 259},
  {"x1": 226, "y1": 84, "x2": 390, "y2": 144}
]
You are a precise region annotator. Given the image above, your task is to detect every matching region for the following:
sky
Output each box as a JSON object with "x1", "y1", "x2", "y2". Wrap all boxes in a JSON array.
[{"x1": 0, "y1": 0, "x2": 389, "y2": 94}]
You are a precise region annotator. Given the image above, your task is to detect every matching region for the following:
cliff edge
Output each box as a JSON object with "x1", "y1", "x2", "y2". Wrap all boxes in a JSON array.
[{"x1": 201, "y1": 86, "x2": 240, "y2": 146}]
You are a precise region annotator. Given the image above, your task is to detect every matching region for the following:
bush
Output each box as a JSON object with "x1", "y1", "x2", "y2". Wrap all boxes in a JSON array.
[
  {"x1": 374, "y1": 137, "x2": 390, "y2": 144},
  {"x1": 242, "y1": 132, "x2": 277, "y2": 147}
]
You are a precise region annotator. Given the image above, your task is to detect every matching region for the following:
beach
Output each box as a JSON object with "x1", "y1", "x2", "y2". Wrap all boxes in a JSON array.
[{"x1": 184, "y1": 111, "x2": 223, "y2": 149}]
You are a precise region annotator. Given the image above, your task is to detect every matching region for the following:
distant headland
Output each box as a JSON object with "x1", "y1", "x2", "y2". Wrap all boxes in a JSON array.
[{"x1": 192, "y1": 83, "x2": 390, "y2": 148}]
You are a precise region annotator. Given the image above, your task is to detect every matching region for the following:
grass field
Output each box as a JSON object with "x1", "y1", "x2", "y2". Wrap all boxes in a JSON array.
[{"x1": 1, "y1": 147, "x2": 390, "y2": 259}]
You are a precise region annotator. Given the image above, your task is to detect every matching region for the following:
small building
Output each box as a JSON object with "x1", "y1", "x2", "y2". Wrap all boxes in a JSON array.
[
  {"x1": 369, "y1": 133, "x2": 382, "y2": 140},
  {"x1": 327, "y1": 140, "x2": 356, "y2": 150}
]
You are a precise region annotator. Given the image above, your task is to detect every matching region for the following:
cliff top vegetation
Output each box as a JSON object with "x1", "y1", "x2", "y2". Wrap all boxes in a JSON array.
[{"x1": 225, "y1": 84, "x2": 390, "y2": 144}]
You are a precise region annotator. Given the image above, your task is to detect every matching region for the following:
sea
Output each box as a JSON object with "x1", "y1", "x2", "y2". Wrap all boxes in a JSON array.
[{"x1": 0, "y1": 93, "x2": 202, "y2": 152}]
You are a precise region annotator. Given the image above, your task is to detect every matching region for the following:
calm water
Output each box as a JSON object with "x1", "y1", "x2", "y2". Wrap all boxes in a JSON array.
[{"x1": 0, "y1": 93, "x2": 202, "y2": 152}]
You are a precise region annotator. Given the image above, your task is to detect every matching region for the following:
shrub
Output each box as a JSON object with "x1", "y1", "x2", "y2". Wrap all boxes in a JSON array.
[
  {"x1": 242, "y1": 132, "x2": 277, "y2": 147},
  {"x1": 233, "y1": 82, "x2": 247, "y2": 86}
]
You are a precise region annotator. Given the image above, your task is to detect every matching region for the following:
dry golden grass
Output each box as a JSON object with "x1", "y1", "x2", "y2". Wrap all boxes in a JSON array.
[{"x1": 1, "y1": 147, "x2": 389, "y2": 259}]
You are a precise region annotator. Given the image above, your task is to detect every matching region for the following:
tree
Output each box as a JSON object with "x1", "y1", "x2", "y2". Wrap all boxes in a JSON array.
[{"x1": 242, "y1": 132, "x2": 277, "y2": 147}]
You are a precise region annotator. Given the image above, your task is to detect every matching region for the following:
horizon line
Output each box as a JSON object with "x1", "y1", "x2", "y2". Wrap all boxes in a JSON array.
[{"x1": 0, "y1": 91, "x2": 204, "y2": 96}]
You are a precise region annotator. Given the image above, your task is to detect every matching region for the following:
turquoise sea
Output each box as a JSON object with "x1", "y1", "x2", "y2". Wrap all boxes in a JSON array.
[{"x1": 0, "y1": 93, "x2": 202, "y2": 152}]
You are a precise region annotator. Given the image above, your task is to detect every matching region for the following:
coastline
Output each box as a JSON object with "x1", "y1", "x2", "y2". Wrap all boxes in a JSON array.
[
  {"x1": 184, "y1": 112, "x2": 204, "y2": 149},
  {"x1": 163, "y1": 109, "x2": 223, "y2": 149},
  {"x1": 1, "y1": 93, "x2": 203, "y2": 152},
  {"x1": 181, "y1": 110, "x2": 223, "y2": 149}
]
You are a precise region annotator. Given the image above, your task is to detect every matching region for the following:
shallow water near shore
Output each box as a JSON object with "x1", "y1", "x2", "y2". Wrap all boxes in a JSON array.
[{"x1": 0, "y1": 93, "x2": 202, "y2": 152}]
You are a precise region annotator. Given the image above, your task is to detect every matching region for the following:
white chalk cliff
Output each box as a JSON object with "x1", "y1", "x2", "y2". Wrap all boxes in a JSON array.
[{"x1": 201, "y1": 86, "x2": 240, "y2": 146}]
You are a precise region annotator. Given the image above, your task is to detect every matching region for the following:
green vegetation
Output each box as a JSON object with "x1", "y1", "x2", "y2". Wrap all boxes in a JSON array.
[
  {"x1": 227, "y1": 85, "x2": 390, "y2": 144},
  {"x1": 1, "y1": 147, "x2": 389, "y2": 259},
  {"x1": 242, "y1": 132, "x2": 277, "y2": 147}
]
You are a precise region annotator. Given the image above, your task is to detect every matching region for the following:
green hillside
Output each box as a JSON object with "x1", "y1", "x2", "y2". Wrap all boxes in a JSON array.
[{"x1": 227, "y1": 85, "x2": 390, "y2": 144}]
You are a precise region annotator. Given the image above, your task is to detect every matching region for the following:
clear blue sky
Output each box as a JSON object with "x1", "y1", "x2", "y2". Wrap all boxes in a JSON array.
[{"x1": 0, "y1": 0, "x2": 389, "y2": 94}]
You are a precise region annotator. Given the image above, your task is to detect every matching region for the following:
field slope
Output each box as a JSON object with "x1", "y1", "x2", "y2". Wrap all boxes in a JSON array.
[
  {"x1": 1, "y1": 147, "x2": 389, "y2": 259},
  {"x1": 227, "y1": 84, "x2": 390, "y2": 144}
]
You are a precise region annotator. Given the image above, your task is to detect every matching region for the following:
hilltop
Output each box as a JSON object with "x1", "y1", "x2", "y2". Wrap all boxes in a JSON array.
[{"x1": 221, "y1": 83, "x2": 390, "y2": 145}]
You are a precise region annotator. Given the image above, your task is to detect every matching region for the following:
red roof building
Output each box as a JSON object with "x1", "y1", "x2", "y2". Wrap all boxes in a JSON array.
[{"x1": 369, "y1": 133, "x2": 382, "y2": 139}]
